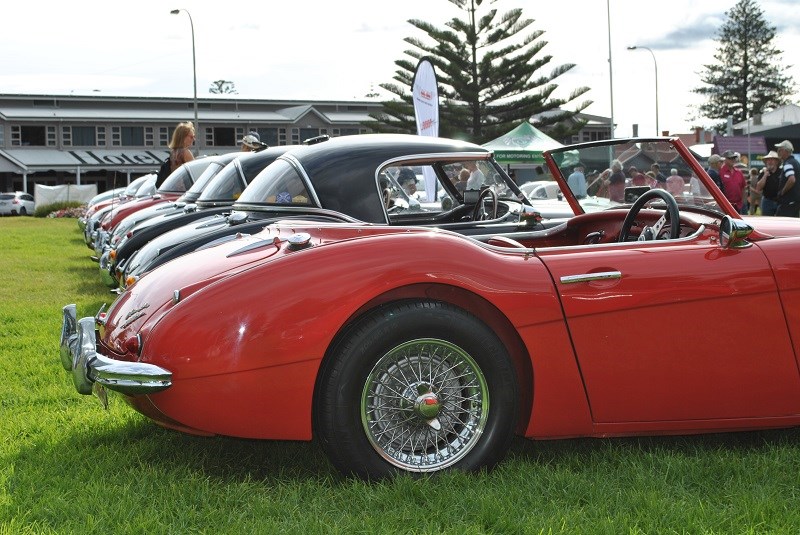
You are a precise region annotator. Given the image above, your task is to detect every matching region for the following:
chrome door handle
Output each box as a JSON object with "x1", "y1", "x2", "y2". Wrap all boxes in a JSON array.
[{"x1": 560, "y1": 271, "x2": 622, "y2": 284}]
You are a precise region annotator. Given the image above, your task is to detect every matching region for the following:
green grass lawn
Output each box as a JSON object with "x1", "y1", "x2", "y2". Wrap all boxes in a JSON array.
[{"x1": 2, "y1": 217, "x2": 800, "y2": 534}]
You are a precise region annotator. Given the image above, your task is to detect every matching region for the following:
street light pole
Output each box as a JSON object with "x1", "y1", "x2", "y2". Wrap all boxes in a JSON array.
[
  {"x1": 627, "y1": 45, "x2": 659, "y2": 136},
  {"x1": 170, "y1": 8, "x2": 198, "y2": 147},
  {"x1": 606, "y1": 0, "x2": 615, "y2": 140}
]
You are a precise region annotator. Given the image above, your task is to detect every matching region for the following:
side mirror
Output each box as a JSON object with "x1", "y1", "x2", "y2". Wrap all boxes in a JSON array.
[{"x1": 719, "y1": 215, "x2": 753, "y2": 249}]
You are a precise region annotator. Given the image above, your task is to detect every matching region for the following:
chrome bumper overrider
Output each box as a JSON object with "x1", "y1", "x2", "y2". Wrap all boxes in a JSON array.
[
  {"x1": 60, "y1": 304, "x2": 172, "y2": 404},
  {"x1": 98, "y1": 250, "x2": 117, "y2": 288}
]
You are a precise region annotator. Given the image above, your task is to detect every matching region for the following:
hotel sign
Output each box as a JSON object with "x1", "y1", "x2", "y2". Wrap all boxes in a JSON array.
[{"x1": 67, "y1": 150, "x2": 167, "y2": 167}]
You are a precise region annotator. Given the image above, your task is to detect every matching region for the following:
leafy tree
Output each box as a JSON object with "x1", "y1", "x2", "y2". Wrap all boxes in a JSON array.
[
  {"x1": 209, "y1": 80, "x2": 238, "y2": 94},
  {"x1": 694, "y1": 0, "x2": 795, "y2": 130},
  {"x1": 367, "y1": 0, "x2": 591, "y2": 143}
]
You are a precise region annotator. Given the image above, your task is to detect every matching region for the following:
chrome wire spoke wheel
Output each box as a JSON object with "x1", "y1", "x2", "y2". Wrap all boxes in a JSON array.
[{"x1": 361, "y1": 338, "x2": 489, "y2": 472}]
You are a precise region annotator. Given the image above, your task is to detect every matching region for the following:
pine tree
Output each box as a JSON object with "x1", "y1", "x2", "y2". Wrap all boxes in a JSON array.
[
  {"x1": 367, "y1": 0, "x2": 591, "y2": 143},
  {"x1": 694, "y1": 0, "x2": 794, "y2": 129}
]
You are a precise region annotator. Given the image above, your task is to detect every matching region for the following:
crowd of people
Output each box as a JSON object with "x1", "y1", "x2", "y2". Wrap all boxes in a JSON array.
[
  {"x1": 709, "y1": 140, "x2": 799, "y2": 217},
  {"x1": 169, "y1": 121, "x2": 798, "y2": 218},
  {"x1": 558, "y1": 139, "x2": 799, "y2": 219},
  {"x1": 567, "y1": 161, "x2": 685, "y2": 202}
]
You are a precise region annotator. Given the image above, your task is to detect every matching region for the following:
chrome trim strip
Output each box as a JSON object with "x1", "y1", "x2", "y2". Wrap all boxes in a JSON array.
[{"x1": 560, "y1": 271, "x2": 622, "y2": 284}]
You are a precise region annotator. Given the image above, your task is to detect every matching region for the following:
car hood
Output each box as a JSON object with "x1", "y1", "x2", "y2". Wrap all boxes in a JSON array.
[
  {"x1": 103, "y1": 194, "x2": 181, "y2": 229},
  {"x1": 743, "y1": 215, "x2": 800, "y2": 238},
  {"x1": 105, "y1": 222, "x2": 429, "y2": 350}
]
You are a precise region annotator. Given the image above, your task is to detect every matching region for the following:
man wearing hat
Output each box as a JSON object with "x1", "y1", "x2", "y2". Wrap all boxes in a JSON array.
[
  {"x1": 239, "y1": 131, "x2": 262, "y2": 152},
  {"x1": 719, "y1": 150, "x2": 746, "y2": 212},
  {"x1": 755, "y1": 150, "x2": 783, "y2": 216},
  {"x1": 775, "y1": 140, "x2": 800, "y2": 217}
]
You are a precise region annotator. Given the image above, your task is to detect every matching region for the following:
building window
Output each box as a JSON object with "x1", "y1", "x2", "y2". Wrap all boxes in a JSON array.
[
  {"x1": 71, "y1": 126, "x2": 97, "y2": 146},
  {"x1": 290, "y1": 128, "x2": 300, "y2": 145},
  {"x1": 145, "y1": 127, "x2": 154, "y2": 146},
  {"x1": 97, "y1": 127, "x2": 107, "y2": 146},
  {"x1": 11, "y1": 125, "x2": 49, "y2": 146},
  {"x1": 299, "y1": 128, "x2": 320, "y2": 142},
  {"x1": 256, "y1": 128, "x2": 279, "y2": 146},
  {"x1": 159, "y1": 127, "x2": 170, "y2": 146},
  {"x1": 278, "y1": 128, "x2": 287, "y2": 145},
  {"x1": 208, "y1": 127, "x2": 236, "y2": 147},
  {"x1": 62, "y1": 126, "x2": 72, "y2": 146},
  {"x1": 338, "y1": 128, "x2": 360, "y2": 137},
  {"x1": 120, "y1": 126, "x2": 144, "y2": 146}
]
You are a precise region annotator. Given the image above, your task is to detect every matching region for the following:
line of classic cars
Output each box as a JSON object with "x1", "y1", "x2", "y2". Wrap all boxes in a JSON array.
[{"x1": 60, "y1": 133, "x2": 800, "y2": 480}]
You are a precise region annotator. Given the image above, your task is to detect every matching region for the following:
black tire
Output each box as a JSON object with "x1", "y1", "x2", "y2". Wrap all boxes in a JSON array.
[
  {"x1": 19, "y1": 207, "x2": 27, "y2": 216},
  {"x1": 315, "y1": 300, "x2": 519, "y2": 480}
]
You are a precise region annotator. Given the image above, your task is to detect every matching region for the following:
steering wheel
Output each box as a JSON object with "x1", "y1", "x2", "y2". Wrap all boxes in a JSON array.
[
  {"x1": 618, "y1": 188, "x2": 680, "y2": 242},
  {"x1": 472, "y1": 187, "x2": 498, "y2": 221}
]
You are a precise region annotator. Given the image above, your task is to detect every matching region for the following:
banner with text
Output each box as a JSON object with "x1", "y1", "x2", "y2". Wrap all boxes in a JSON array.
[{"x1": 412, "y1": 58, "x2": 439, "y2": 201}]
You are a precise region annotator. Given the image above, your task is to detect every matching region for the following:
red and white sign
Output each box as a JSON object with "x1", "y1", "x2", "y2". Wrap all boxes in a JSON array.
[{"x1": 411, "y1": 58, "x2": 439, "y2": 200}]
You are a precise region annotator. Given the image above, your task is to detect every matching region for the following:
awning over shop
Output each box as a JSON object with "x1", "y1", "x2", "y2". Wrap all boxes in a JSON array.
[{"x1": 0, "y1": 148, "x2": 169, "y2": 173}]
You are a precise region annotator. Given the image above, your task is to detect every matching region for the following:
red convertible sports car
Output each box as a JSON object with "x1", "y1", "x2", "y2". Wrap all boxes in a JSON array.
[{"x1": 60, "y1": 135, "x2": 800, "y2": 480}]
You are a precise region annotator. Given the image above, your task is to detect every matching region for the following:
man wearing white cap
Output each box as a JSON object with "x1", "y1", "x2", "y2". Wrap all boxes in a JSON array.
[
  {"x1": 756, "y1": 151, "x2": 783, "y2": 216},
  {"x1": 775, "y1": 140, "x2": 799, "y2": 217}
]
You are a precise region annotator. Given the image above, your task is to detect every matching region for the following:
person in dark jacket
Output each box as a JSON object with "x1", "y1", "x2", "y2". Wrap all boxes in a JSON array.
[{"x1": 775, "y1": 140, "x2": 800, "y2": 217}]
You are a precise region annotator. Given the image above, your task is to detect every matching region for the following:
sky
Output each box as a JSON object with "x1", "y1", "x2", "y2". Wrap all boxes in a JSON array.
[{"x1": 3, "y1": 0, "x2": 800, "y2": 138}]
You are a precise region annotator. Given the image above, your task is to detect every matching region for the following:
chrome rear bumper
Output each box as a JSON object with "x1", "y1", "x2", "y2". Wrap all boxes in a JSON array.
[{"x1": 60, "y1": 304, "x2": 172, "y2": 402}]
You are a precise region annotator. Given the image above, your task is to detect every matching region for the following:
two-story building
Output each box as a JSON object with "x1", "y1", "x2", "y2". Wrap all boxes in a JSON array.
[{"x1": 0, "y1": 94, "x2": 380, "y2": 193}]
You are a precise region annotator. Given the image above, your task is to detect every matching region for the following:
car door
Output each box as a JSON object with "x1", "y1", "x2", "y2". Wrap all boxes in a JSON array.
[{"x1": 535, "y1": 238, "x2": 800, "y2": 424}]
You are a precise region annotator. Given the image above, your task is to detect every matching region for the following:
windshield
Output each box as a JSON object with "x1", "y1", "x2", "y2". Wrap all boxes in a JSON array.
[
  {"x1": 134, "y1": 175, "x2": 157, "y2": 197},
  {"x1": 158, "y1": 165, "x2": 194, "y2": 193},
  {"x1": 184, "y1": 161, "x2": 227, "y2": 197},
  {"x1": 381, "y1": 158, "x2": 522, "y2": 217},
  {"x1": 547, "y1": 139, "x2": 721, "y2": 215},
  {"x1": 197, "y1": 161, "x2": 247, "y2": 202},
  {"x1": 236, "y1": 159, "x2": 313, "y2": 206},
  {"x1": 125, "y1": 174, "x2": 153, "y2": 196}
]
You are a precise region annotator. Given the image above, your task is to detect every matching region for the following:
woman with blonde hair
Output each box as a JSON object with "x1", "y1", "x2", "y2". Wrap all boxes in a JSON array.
[{"x1": 166, "y1": 121, "x2": 195, "y2": 177}]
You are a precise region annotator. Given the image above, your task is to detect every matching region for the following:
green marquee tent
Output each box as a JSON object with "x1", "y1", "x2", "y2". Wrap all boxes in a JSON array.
[{"x1": 482, "y1": 122, "x2": 563, "y2": 165}]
